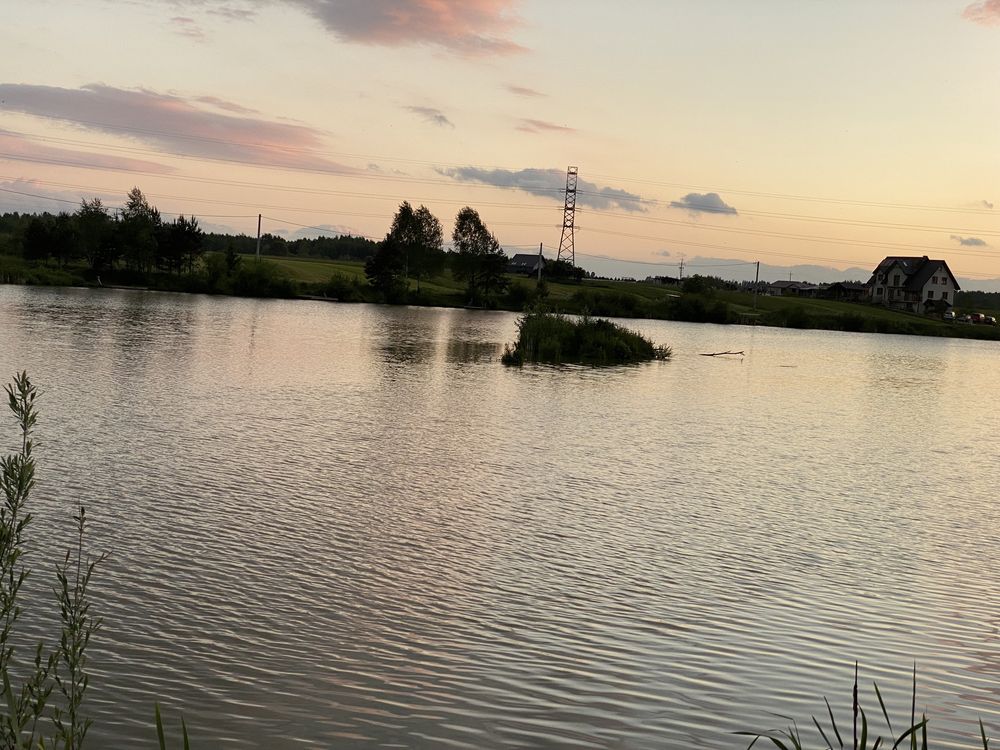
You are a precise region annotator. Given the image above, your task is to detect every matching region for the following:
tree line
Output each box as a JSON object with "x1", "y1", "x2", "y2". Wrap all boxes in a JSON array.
[
  {"x1": 0, "y1": 192, "x2": 590, "y2": 306},
  {"x1": 3, "y1": 188, "x2": 204, "y2": 275}
]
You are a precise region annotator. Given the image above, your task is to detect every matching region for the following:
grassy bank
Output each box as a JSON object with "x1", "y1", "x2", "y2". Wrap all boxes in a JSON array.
[{"x1": 5, "y1": 253, "x2": 1000, "y2": 342}]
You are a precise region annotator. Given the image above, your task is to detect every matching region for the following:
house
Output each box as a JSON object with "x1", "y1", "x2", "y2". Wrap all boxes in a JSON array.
[
  {"x1": 819, "y1": 281, "x2": 867, "y2": 302},
  {"x1": 767, "y1": 280, "x2": 819, "y2": 297},
  {"x1": 866, "y1": 256, "x2": 960, "y2": 313},
  {"x1": 507, "y1": 253, "x2": 546, "y2": 275}
]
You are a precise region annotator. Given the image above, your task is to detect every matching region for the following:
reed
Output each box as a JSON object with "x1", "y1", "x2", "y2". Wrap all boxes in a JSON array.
[
  {"x1": 1, "y1": 372, "x2": 105, "y2": 748},
  {"x1": 739, "y1": 663, "x2": 991, "y2": 750}
]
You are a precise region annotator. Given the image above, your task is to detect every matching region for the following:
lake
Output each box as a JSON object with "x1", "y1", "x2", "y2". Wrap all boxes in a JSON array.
[{"x1": 0, "y1": 285, "x2": 996, "y2": 748}]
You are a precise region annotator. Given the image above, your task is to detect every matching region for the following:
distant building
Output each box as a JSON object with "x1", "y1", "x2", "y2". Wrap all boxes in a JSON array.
[
  {"x1": 766, "y1": 280, "x2": 819, "y2": 297},
  {"x1": 507, "y1": 253, "x2": 546, "y2": 275},
  {"x1": 644, "y1": 275, "x2": 680, "y2": 285},
  {"x1": 866, "y1": 256, "x2": 960, "y2": 313},
  {"x1": 819, "y1": 281, "x2": 867, "y2": 302}
]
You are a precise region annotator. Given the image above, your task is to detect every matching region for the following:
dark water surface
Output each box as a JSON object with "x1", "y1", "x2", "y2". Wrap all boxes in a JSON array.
[{"x1": 0, "y1": 285, "x2": 996, "y2": 748}]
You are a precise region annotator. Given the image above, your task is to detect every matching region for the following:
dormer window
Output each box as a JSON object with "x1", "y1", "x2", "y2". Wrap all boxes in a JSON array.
[{"x1": 893, "y1": 274, "x2": 901, "y2": 286}]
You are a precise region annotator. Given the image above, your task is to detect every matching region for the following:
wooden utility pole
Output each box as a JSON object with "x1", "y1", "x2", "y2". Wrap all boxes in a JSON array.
[
  {"x1": 753, "y1": 260, "x2": 760, "y2": 312},
  {"x1": 537, "y1": 242, "x2": 543, "y2": 282},
  {"x1": 255, "y1": 214, "x2": 262, "y2": 262}
]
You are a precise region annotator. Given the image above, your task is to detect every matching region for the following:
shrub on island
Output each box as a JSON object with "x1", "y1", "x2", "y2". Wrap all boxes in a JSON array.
[{"x1": 501, "y1": 311, "x2": 671, "y2": 366}]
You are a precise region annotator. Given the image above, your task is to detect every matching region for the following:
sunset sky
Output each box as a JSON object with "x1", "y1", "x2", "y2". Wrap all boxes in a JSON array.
[{"x1": 2, "y1": 1, "x2": 999, "y2": 283}]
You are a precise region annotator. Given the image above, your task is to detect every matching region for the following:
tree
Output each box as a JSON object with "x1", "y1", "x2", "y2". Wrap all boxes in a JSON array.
[
  {"x1": 364, "y1": 234, "x2": 408, "y2": 301},
  {"x1": 119, "y1": 187, "x2": 160, "y2": 273},
  {"x1": 159, "y1": 215, "x2": 203, "y2": 274},
  {"x1": 384, "y1": 202, "x2": 444, "y2": 293},
  {"x1": 365, "y1": 202, "x2": 444, "y2": 298},
  {"x1": 406, "y1": 205, "x2": 444, "y2": 291},
  {"x1": 76, "y1": 198, "x2": 116, "y2": 272},
  {"x1": 451, "y1": 207, "x2": 509, "y2": 306},
  {"x1": 21, "y1": 217, "x2": 53, "y2": 263},
  {"x1": 544, "y1": 258, "x2": 585, "y2": 282}
]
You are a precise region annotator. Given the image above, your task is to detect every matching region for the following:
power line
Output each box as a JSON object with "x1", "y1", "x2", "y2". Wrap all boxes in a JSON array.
[{"x1": 4, "y1": 127, "x2": 997, "y2": 231}]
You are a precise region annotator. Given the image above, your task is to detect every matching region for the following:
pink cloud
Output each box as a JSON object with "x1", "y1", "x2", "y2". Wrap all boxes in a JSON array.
[
  {"x1": 0, "y1": 129, "x2": 175, "y2": 174},
  {"x1": 0, "y1": 84, "x2": 357, "y2": 173},
  {"x1": 963, "y1": 0, "x2": 1000, "y2": 25},
  {"x1": 292, "y1": 0, "x2": 525, "y2": 55},
  {"x1": 170, "y1": 16, "x2": 206, "y2": 39}
]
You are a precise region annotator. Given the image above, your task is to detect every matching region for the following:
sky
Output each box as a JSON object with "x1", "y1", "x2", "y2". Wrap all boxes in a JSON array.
[{"x1": 2, "y1": 0, "x2": 1000, "y2": 285}]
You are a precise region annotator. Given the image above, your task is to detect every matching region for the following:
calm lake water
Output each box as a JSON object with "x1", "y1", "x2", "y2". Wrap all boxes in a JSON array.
[{"x1": 0, "y1": 285, "x2": 996, "y2": 749}]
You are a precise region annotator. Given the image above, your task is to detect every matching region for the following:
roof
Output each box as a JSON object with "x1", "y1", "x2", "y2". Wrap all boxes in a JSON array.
[
  {"x1": 869, "y1": 256, "x2": 961, "y2": 292},
  {"x1": 508, "y1": 253, "x2": 544, "y2": 267}
]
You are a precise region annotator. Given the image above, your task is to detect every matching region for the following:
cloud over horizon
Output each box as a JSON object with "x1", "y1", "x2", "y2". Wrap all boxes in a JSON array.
[
  {"x1": 0, "y1": 83, "x2": 356, "y2": 173},
  {"x1": 963, "y1": 0, "x2": 1000, "y2": 25},
  {"x1": 438, "y1": 167, "x2": 646, "y2": 212},
  {"x1": 951, "y1": 234, "x2": 989, "y2": 246},
  {"x1": 405, "y1": 106, "x2": 454, "y2": 128},
  {"x1": 669, "y1": 192, "x2": 738, "y2": 216}
]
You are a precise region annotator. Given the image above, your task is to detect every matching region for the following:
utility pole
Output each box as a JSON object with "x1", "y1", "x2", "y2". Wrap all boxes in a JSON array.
[
  {"x1": 678, "y1": 256, "x2": 685, "y2": 281},
  {"x1": 557, "y1": 166, "x2": 578, "y2": 266},
  {"x1": 753, "y1": 260, "x2": 760, "y2": 312},
  {"x1": 255, "y1": 214, "x2": 262, "y2": 262},
  {"x1": 537, "y1": 242, "x2": 543, "y2": 282}
]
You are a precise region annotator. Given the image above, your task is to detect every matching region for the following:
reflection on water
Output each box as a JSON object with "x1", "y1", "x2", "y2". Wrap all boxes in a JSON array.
[{"x1": 0, "y1": 285, "x2": 996, "y2": 749}]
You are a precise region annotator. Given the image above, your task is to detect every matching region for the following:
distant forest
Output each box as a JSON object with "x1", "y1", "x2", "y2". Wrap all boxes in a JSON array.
[{"x1": 0, "y1": 207, "x2": 378, "y2": 268}]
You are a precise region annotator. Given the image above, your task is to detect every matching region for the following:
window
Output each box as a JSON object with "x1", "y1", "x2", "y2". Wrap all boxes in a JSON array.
[
  {"x1": 876, "y1": 287, "x2": 883, "y2": 296},
  {"x1": 927, "y1": 290, "x2": 934, "y2": 299},
  {"x1": 942, "y1": 292, "x2": 948, "y2": 301},
  {"x1": 932, "y1": 276, "x2": 938, "y2": 284},
  {"x1": 941, "y1": 277, "x2": 948, "y2": 286},
  {"x1": 893, "y1": 274, "x2": 901, "y2": 286}
]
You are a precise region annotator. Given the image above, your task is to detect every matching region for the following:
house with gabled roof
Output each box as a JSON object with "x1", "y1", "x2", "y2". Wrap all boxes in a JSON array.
[
  {"x1": 507, "y1": 253, "x2": 546, "y2": 275},
  {"x1": 866, "y1": 256, "x2": 960, "y2": 313}
]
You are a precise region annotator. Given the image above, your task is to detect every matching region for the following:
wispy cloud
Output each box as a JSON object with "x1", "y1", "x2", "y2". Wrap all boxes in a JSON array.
[
  {"x1": 507, "y1": 84, "x2": 545, "y2": 97},
  {"x1": 963, "y1": 0, "x2": 1000, "y2": 25},
  {"x1": 0, "y1": 129, "x2": 174, "y2": 174},
  {"x1": 0, "y1": 83, "x2": 355, "y2": 173},
  {"x1": 669, "y1": 192, "x2": 738, "y2": 216},
  {"x1": 170, "y1": 16, "x2": 206, "y2": 39},
  {"x1": 655, "y1": 249, "x2": 672, "y2": 258},
  {"x1": 438, "y1": 166, "x2": 646, "y2": 212},
  {"x1": 207, "y1": 5, "x2": 258, "y2": 20},
  {"x1": 405, "y1": 105, "x2": 454, "y2": 128},
  {"x1": 982, "y1": 199, "x2": 994, "y2": 209},
  {"x1": 950, "y1": 234, "x2": 989, "y2": 246},
  {"x1": 516, "y1": 118, "x2": 575, "y2": 134},
  {"x1": 288, "y1": 0, "x2": 524, "y2": 55}
]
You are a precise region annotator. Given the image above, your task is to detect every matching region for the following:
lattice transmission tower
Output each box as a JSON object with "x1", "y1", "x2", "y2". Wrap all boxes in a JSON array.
[{"x1": 557, "y1": 166, "x2": 578, "y2": 266}]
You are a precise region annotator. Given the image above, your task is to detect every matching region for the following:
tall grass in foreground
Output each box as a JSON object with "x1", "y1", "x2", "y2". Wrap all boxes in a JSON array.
[
  {"x1": 740, "y1": 664, "x2": 991, "y2": 750},
  {"x1": 501, "y1": 311, "x2": 671, "y2": 366},
  {"x1": 1, "y1": 372, "x2": 107, "y2": 748}
]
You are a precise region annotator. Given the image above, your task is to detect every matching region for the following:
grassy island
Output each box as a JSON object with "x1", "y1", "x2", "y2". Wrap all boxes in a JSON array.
[{"x1": 501, "y1": 311, "x2": 671, "y2": 366}]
